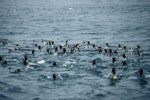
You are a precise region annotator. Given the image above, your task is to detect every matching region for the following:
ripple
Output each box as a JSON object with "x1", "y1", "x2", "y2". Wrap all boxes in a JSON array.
[
  {"x1": 4, "y1": 86, "x2": 25, "y2": 93},
  {"x1": 0, "y1": 94, "x2": 14, "y2": 100}
]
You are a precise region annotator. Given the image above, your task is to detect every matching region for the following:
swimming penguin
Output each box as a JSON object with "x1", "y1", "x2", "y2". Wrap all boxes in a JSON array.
[
  {"x1": 53, "y1": 73, "x2": 58, "y2": 80},
  {"x1": 76, "y1": 44, "x2": 80, "y2": 51},
  {"x1": 0, "y1": 56, "x2": 3, "y2": 61},
  {"x1": 24, "y1": 55, "x2": 28, "y2": 60},
  {"x1": 98, "y1": 47, "x2": 103, "y2": 53},
  {"x1": 32, "y1": 49, "x2": 35, "y2": 54},
  {"x1": 15, "y1": 47, "x2": 19, "y2": 51},
  {"x1": 138, "y1": 51, "x2": 143, "y2": 57},
  {"x1": 73, "y1": 45, "x2": 78, "y2": 52},
  {"x1": 87, "y1": 41, "x2": 90, "y2": 45},
  {"x1": 92, "y1": 60, "x2": 96, "y2": 68},
  {"x1": 47, "y1": 41, "x2": 54, "y2": 47},
  {"x1": 53, "y1": 61, "x2": 57, "y2": 66},
  {"x1": 106, "y1": 43, "x2": 110, "y2": 47},
  {"x1": 137, "y1": 45, "x2": 140, "y2": 49},
  {"x1": 134, "y1": 48, "x2": 139, "y2": 54},
  {"x1": 112, "y1": 68, "x2": 118, "y2": 80},
  {"x1": 16, "y1": 44, "x2": 19, "y2": 46},
  {"x1": 8, "y1": 49, "x2": 12, "y2": 53},
  {"x1": 41, "y1": 39, "x2": 44, "y2": 43},
  {"x1": 109, "y1": 49, "x2": 113, "y2": 55},
  {"x1": 35, "y1": 44, "x2": 38, "y2": 47},
  {"x1": 46, "y1": 41, "x2": 49, "y2": 46},
  {"x1": 104, "y1": 49, "x2": 108, "y2": 54},
  {"x1": 65, "y1": 40, "x2": 69, "y2": 47},
  {"x1": 51, "y1": 41, "x2": 55, "y2": 47},
  {"x1": 54, "y1": 47, "x2": 58, "y2": 56},
  {"x1": 63, "y1": 48, "x2": 67, "y2": 55},
  {"x1": 24, "y1": 59, "x2": 28, "y2": 66},
  {"x1": 123, "y1": 46, "x2": 127, "y2": 50},
  {"x1": 118, "y1": 44, "x2": 122, "y2": 50},
  {"x1": 122, "y1": 60, "x2": 126, "y2": 66},
  {"x1": 129, "y1": 48, "x2": 133, "y2": 51},
  {"x1": 139, "y1": 69, "x2": 145, "y2": 78},
  {"x1": 122, "y1": 54, "x2": 127, "y2": 59},
  {"x1": 3, "y1": 60, "x2": 7, "y2": 64},
  {"x1": 38, "y1": 46, "x2": 42, "y2": 51},
  {"x1": 70, "y1": 47, "x2": 74, "y2": 53},
  {"x1": 15, "y1": 69, "x2": 21, "y2": 73},
  {"x1": 2, "y1": 39, "x2": 8, "y2": 46},
  {"x1": 0, "y1": 56, "x2": 7, "y2": 64},
  {"x1": 87, "y1": 41, "x2": 90, "y2": 48},
  {"x1": 112, "y1": 57, "x2": 116, "y2": 64},
  {"x1": 23, "y1": 55, "x2": 29, "y2": 65},
  {"x1": 92, "y1": 44, "x2": 96, "y2": 49},
  {"x1": 55, "y1": 47, "x2": 58, "y2": 52},
  {"x1": 59, "y1": 45, "x2": 63, "y2": 50},
  {"x1": 47, "y1": 49, "x2": 52, "y2": 54},
  {"x1": 113, "y1": 50, "x2": 118, "y2": 54}
]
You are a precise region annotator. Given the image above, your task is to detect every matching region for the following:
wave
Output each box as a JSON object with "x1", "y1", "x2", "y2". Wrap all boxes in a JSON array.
[
  {"x1": 0, "y1": 94, "x2": 14, "y2": 100},
  {"x1": 37, "y1": 60, "x2": 46, "y2": 64}
]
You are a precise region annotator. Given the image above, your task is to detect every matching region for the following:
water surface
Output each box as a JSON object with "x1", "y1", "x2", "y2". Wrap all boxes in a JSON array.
[{"x1": 0, "y1": 0, "x2": 150, "y2": 100}]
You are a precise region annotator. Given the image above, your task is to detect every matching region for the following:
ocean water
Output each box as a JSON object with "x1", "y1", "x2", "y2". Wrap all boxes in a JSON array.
[{"x1": 0, "y1": 0, "x2": 150, "y2": 100}]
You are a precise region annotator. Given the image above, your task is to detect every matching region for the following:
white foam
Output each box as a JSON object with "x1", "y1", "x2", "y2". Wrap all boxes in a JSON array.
[
  {"x1": 105, "y1": 46, "x2": 108, "y2": 49},
  {"x1": 58, "y1": 74, "x2": 63, "y2": 80},
  {"x1": 29, "y1": 62, "x2": 37, "y2": 65},
  {"x1": 63, "y1": 64, "x2": 67, "y2": 67},
  {"x1": 45, "y1": 73, "x2": 51, "y2": 79},
  {"x1": 13, "y1": 59, "x2": 17, "y2": 61},
  {"x1": 69, "y1": 7, "x2": 73, "y2": 10},
  {"x1": 64, "y1": 60, "x2": 76, "y2": 65},
  {"x1": 25, "y1": 65, "x2": 34, "y2": 70},
  {"x1": 103, "y1": 73, "x2": 111, "y2": 78},
  {"x1": 127, "y1": 76, "x2": 137, "y2": 80},
  {"x1": 63, "y1": 53, "x2": 67, "y2": 56},
  {"x1": 130, "y1": 49, "x2": 133, "y2": 51},
  {"x1": 92, "y1": 65, "x2": 96, "y2": 68},
  {"x1": 53, "y1": 52, "x2": 57, "y2": 56},
  {"x1": 37, "y1": 60, "x2": 45, "y2": 64},
  {"x1": 145, "y1": 75, "x2": 150, "y2": 78},
  {"x1": 47, "y1": 75, "x2": 51, "y2": 79},
  {"x1": 62, "y1": 60, "x2": 76, "y2": 67}
]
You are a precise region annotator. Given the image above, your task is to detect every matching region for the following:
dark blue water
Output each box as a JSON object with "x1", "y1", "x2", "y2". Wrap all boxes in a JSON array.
[{"x1": 0, "y1": 0, "x2": 150, "y2": 100}]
